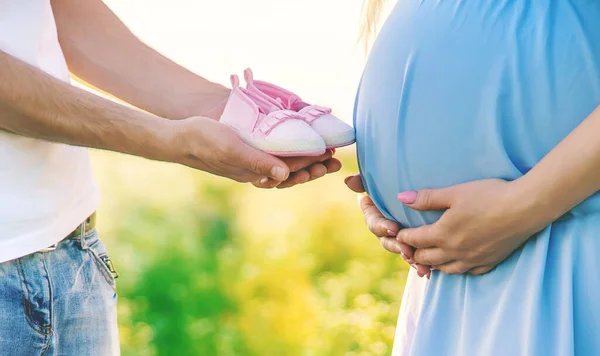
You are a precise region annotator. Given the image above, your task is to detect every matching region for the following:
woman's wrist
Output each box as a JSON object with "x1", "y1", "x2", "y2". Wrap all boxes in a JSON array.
[{"x1": 509, "y1": 173, "x2": 566, "y2": 231}]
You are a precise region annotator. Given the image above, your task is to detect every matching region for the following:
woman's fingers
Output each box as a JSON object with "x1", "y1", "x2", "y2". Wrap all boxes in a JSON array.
[
  {"x1": 433, "y1": 261, "x2": 471, "y2": 275},
  {"x1": 416, "y1": 264, "x2": 431, "y2": 278},
  {"x1": 397, "y1": 187, "x2": 455, "y2": 211},
  {"x1": 468, "y1": 266, "x2": 495, "y2": 276},
  {"x1": 412, "y1": 247, "x2": 452, "y2": 266},
  {"x1": 396, "y1": 225, "x2": 440, "y2": 249},
  {"x1": 359, "y1": 195, "x2": 400, "y2": 237},
  {"x1": 399, "y1": 242, "x2": 415, "y2": 261},
  {"x1": 356, "y1": 194, "x2": 416, "y2": 264},
  {"x1": 346, "y1": 175, "x2": 421, "y2": 266},
  {"x1": 380, "y1": 237, "x2": 405, "y2": 254}
]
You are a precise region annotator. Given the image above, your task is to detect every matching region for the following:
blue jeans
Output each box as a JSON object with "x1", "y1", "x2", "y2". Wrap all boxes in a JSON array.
[{"x1": 0, "y1": 229, "x2": 120, "y2": 355}]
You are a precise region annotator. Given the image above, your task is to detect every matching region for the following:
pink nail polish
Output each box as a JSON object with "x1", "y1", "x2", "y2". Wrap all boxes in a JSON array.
[
  {"x1": 397, "y1": 191, "x2": 418, "y2": 204},
  {"x1": 401, "y1": 253, "x2": 412, "y2": 263},
  {"x1": 387, "y1": 229, "x2": 397, "y2": 236}
]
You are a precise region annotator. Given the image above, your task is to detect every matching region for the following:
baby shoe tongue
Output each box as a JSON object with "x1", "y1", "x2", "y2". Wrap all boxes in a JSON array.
[
  {"x1": 247, "y1": 89, "x2": 283, "y2": 114},
  {"x1": 247, "y1": 90, "x2": 286, "y2": 129},
  {"x1": 274, "y1": 96, "x2": 301, "y2": 110},
  {"x1": 286, "y1": 94, "x2": 309, "y2": 111}
]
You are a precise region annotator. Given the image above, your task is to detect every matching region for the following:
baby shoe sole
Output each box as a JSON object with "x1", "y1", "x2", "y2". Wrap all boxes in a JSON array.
[
  {"x1": 229, "y1": 125, "x2": 327, "y2": 157},
  {"x1": 266, "y1": 149, "x2": 327, "y2": 157},
  {"x1": 326, "y1": 140, "x2": 356, "y2": 149},
  {"x1": 321, "y1": 131, "x2": 356, "y2": 149}
]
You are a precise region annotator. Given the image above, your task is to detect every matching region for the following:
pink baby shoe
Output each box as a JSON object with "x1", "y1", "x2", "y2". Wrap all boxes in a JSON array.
[
  {"x1": 243, "y1": 68, "x2": 356, "y2": 149},
  {"x1": 220, "y1": 74, "x2": 326, "y2": 157}
]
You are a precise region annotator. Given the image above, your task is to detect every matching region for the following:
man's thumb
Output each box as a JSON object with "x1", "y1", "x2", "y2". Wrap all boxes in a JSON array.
[
  {"x1": 344, "y1": 174, "x2": 366, "y2": 193},
  {"x1": 238, "y1": 144, "x2": 289, "y2": 181}
]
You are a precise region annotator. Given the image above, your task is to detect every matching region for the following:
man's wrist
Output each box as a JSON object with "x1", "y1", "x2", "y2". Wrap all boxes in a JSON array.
[{"x1": 126, "y1": 114, "x2": 178, "y2": 162}]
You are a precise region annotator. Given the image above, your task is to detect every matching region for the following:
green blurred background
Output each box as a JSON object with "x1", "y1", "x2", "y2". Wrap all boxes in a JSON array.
[{"x1": 92, "y1": 148, "x2": 408, "y2": 356}]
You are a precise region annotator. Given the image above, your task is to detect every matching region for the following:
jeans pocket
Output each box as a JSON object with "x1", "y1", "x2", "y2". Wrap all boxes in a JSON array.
[{"x1": 86, "y1": 230, "x2": 118, "y2": 291}]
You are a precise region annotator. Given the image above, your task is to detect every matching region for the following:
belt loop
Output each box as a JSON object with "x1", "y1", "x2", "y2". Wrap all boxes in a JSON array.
[{"x1": 79, "y1": 222, "x2": 88, "y2": 250}]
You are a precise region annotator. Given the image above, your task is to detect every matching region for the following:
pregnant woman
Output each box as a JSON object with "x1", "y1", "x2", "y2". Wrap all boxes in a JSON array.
[{"x1": 348, "y1": 1, "x2": 600, "y2": 355}]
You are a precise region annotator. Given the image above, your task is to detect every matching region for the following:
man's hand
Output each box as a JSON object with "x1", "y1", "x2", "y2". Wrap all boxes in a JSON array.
[
  {"x1": 262, "y1": 151, "x2": 342, "y2": 189},
  {"x1": 49, "y1": 0, "x2": 342, "y2": 188},
  {"x1": 167, "y1": 116, "x2": 290, "y2": 183},
  {"x1": 167, "y1": 117, "x2": 341, "y2": 187},
  {"x1": 344, "y1": 174, "x2": 431, "y2": 277}
]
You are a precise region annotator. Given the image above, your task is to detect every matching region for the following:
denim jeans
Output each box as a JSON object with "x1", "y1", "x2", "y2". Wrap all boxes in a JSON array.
[{"x1": 0, "y1": 229, "x2": 120, "y2": 355}]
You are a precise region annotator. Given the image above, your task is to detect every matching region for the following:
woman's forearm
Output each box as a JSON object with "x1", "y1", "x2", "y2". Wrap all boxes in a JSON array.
[
  {"x1": 51, "y1": 0, "x2": 229, "y2": 120},
  {"x1": 516, "y1": 105, "x2": 600, "y2": 224}
]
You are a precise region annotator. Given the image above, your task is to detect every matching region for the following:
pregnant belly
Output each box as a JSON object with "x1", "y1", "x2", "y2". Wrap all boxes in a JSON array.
[{"x1": 354, "y1": 0, "x2": 600, "y2": 227}]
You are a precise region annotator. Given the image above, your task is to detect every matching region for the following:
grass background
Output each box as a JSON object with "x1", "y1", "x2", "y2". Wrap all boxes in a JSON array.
[
  {"x1": 92, "y1": 148, "x2": 408, "y2": 355},
  {"x1": 91, "y1": 2, "x2": 403, "y2": 353}
]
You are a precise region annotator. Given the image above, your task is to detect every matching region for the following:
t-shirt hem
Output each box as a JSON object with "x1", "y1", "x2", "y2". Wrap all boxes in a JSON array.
[{"x1": 0, "y1": 189, "x2": 100, "y2": 263}]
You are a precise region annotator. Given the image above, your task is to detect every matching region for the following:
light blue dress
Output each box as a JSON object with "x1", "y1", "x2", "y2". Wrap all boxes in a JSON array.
[{"x1": 354, "y1": 1, "x2": 600, "y2": 355}]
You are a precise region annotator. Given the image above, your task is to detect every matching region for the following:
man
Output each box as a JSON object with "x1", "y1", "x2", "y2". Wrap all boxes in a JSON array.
[{"x1": 0, "y1": 1, "x2": 340, "y2": 354}]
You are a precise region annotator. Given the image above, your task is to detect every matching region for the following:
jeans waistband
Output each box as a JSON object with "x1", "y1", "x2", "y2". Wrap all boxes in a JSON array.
[{"x1": 39, "y1": 212, "x2": 97, "y2": 253}]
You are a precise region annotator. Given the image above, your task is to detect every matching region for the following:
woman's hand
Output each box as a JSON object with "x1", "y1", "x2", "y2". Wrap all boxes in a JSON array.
[
  {"x1": 345, "y1": 174, "x2": 433, "y2": 277},
  {"x1": 396, "y1": 178, "x2": 548, "y2": 276}
]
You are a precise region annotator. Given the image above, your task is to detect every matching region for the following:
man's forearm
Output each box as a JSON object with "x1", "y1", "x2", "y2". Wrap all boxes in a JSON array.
[
  {"x1": 0, "y1": 50, "x2": 171, "y2": 160},
  {"x1": 51, "y1": 0, "x2": 229, "y2": 120},
  {"x1": 516, "y1": 106, "x2": 600, "y2": 224}
]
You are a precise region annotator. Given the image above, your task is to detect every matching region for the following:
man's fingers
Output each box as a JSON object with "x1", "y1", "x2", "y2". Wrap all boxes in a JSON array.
[
  {"x1": 265, "y1": 151, "x2": 339, "y2": 188},
  {"x1": 276, "y1": 162, "x2": 329, "y2": 189},
  {"x1": 397, "y1": 187, "x2": 454, "y2": 211},
  {"x1": 307, "y1": 163, "x2": 327, "y2": 180},
  {"x1": 345, "y1": 174, "x2": 365, "y2": 193},
  {"x1": 252, "y1": 177, "x2": 282, "y2": 189},
  {"x1": 412, "y1": 247, "x2": 451, "y2": 266},
  {"x1": 324, "y1": 158, "x2": 342, "y2": 173},
  {"x1": 276, "y1": 169, "x2": 311, "y2": 189},
  {"x1": 396, "y1": 225, "x2": 438, "y2": 249},
  {"x1": 280, "y1": 150, "x2": 333, "y2": 173},
  {"x1": 234, "y1": 143, "x2": 289, "y2": 181}
]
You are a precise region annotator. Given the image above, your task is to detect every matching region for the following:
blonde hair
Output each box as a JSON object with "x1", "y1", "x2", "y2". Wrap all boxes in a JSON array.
[{"x1": 361, "y1": 0, "x2": 383, "y2": 45}]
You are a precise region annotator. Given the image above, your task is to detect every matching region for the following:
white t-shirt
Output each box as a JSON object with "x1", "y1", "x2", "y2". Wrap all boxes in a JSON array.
[{"x1": 0, "y1": 0, "x2": 100, "y2": 263}]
